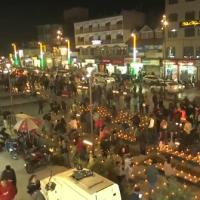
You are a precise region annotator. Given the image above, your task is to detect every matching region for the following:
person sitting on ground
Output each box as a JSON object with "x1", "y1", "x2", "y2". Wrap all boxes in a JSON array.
[
  {"x1": 128, "y1": 185, "x2": 142, "y2": 200},
  {"x1": 163, "y1": 157, "x2": 176, "y2": 178}
]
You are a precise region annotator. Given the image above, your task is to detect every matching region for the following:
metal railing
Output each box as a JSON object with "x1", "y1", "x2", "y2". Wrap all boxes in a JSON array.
[{"x1": 75, "y1": 24, "x2": 123, "y2": 34}]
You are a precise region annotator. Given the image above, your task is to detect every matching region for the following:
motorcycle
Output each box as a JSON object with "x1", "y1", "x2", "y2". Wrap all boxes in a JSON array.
[
  {"x1": 0, "y1": 130, "x2": 11, "y2": 150},
  {"x1": 24, "y1": 145, "x2": 53, "y2": 173},
  {"x1": 5, "y1": 139, "x2": 19, "y2": 160}
]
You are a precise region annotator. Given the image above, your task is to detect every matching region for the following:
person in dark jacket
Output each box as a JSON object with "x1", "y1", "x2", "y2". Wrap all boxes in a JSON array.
[
  {"x1": 1, "y1": 165, "x2": 16, "y2": 185},
  {"x1": 129, "y1": 185, "x2": 142, "y2": 200},
  {"x1": 27, "y1": 175, "x2": 41, "y2": 195}
]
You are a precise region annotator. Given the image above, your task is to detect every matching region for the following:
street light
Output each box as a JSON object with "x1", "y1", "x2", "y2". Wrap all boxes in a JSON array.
[
  {"x1": 38, "y1": 42, "x2": 45, "y2": 70},
  {"x1": 11, "y1": 43, "x2": 20, "y2": 67},
  {"x1": 161, "y1": 14, "x2": 169, "y2": 97},
  {"x1": 161, "y1": 15, "x2": 169, "y2": 79},
  {"x1": 131, "y1": 33, "x2": 137, "y2": 63},
  {"x1": 65, "y1": 39, "x2": 71, "y2": 65}
]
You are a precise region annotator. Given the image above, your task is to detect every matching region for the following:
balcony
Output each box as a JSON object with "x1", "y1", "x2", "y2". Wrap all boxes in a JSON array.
[
  {"x1": 75, "y1": 24, "x2": 123, "y2": 34},
  {"x1": 76, "y1": 38, "x2": 124, "y2": 46},
  {"x1": 112, "y1": 39, "x2": 124, "y2": 43},
  {"x1": 76, "y1": 41, "x2": 85, "y2": 45}
]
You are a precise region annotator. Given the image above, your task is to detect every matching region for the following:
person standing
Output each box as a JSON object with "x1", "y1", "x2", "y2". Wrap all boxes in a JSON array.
[
  {"x1": 0, "y1": 179, "x2": 17, "y2": 200},
  {"x1": 38, "y1": 98, "x2": 44, "y2": 114},
  {"x1": 1, "y1": 165, "x2": 16, "y2": 186},
  {"x1": 27, "y1": 175, "x2": 45, "y2": 200}
]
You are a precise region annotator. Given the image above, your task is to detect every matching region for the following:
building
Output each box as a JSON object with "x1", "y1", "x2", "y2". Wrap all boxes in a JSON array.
[
  {"x1": 63, "y1": 7, "x2": 89, "y2": 51},
  {"x1": 165, "y1": 0, "x2": 200, "y2": 82},
  {"x1": 74, "y1": 10, "x2": 145, "y2": 73},
  {"x1": 37, "y1": 24, "x2": 63, "y2": 46},
  {"x1": 135, "y1": 25, "x2": 163, "y2": 76}
]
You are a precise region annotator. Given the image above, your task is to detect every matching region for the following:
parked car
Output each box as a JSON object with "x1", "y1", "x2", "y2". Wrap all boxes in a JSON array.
[
  {"x1": 143, "y1": 75, "x2": 160, "y2": 84},
  {"x1": 150, "y1": 81, "x2": 185, "y2": 94}
]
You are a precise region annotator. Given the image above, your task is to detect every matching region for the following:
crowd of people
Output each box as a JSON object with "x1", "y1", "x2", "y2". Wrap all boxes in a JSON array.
[{"x1": 0, "y1": 68, "x2": 200, "y2": 199}]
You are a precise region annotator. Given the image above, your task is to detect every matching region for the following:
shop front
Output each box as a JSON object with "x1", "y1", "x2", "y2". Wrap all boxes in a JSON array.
[
  {"x1": 142, "y1": 59, "x2": 160, "y2": 76},
  {"x1": 101, "y1": 58, "x2": 126, "y2": 75},
  {"x1": 163, "y1": 60, "x2": 178, "y2": 81},
  {"x1": 178, "y1": 61, "x2": 197, "y2": 83},
  {"x1": 163, "y1": 60, "x2": 197, "y2": 83}
]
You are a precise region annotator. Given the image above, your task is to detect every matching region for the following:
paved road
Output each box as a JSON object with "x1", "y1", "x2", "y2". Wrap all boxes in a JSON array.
[
  {"x1": 0, "y1": 86, "x2": 199, "y2": 199},
  {"x1": 0, "y1": 152, "x2": 66, "y2": 200}
]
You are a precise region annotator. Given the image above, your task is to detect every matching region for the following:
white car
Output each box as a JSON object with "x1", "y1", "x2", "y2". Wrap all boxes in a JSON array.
[
  {"x1": 143, "y1": 75, "x2": 160, "y2": 84},
  {"x1": 94, "y1": 73, "x2": 115, "y2": 85},
  {"x1": 150, "y1": 81, "x2": 185, "y2": 94}
]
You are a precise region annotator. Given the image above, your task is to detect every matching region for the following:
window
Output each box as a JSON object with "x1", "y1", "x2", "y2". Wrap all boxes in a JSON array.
[
  {"x1": 185, "y1": 11, "x2": 195, "y2": 20},
  {"x1": 168, "y1": 0, "x2": 178, "y2": 4},
  {"x1": 116, "y1": 34, "x2": 123, "y2": 40},
  {"x1": 105, "y1": 22, "x2": 111, "y2": 30},
  {"x1": 105, "y1": 35, "x2": 111, "y2": 41},
  {"x1": 183, "y1": 46, "x2": 194, "y2": 58},
  {"x1": 168, "y1": 30, "x2": 178, "y2": 38},
  {"x1": 89, "y1": 25, "x2": 92, "y2": 32},
  {"x1": 116, "y1": 21, "x2": 123, "y2": 29},
  {"x1": 167, "y1": 47, "x2": 176, "y2": 58},
  {"x1": 89, "y1": 36, "x2": 93, "y2": 42},
  {"x1": 80, "y1": 26, "x2": 83, "y2": 33},
  {"x1": 185, "y1": 27, "x2": 195, "y2": 37},
  {"x1": 168, "y1": 13, "x2": 178, "y2": 22},
  {"x1": 196, "y1": 47, "x2": 200, "y2": 58}
]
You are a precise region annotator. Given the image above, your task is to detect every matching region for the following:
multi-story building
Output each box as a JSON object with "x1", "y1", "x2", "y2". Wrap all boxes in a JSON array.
[
  {"x1": 165, "y1": 0, "x2": 200, "y2": 82},
  {"x1": 74, "y1": 10, "x2": 145, "y2": 72},
  {"x1": 63, "y1": 7, "x2": 89, "y2": 50},
  {"x1": 37, "y1": 24, "x2": 63, "y2": 46},
  {"x1": 135, "y1": 25, "x2": 163, "y2": 76}
]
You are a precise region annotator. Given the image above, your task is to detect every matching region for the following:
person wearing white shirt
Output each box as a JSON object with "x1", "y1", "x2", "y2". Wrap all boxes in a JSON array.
[{"x1": 147, "y1": 114, "x2": 156, "y2": 144}]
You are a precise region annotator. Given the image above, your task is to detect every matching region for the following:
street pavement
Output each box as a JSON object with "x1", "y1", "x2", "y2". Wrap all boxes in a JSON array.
[
  {"x1": 0, "y1": 87, "x2": 200, "y2": 199},
  {"x1": 0, "y1": 152, "x2": 66, "y2": 200}
]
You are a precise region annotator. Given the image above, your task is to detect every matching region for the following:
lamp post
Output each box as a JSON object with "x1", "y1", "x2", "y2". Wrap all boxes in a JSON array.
[
  {"x1": 131, "y1": 33, "x2": 137, "y2": 63},
  {"x1": 161, "y1": 15, "x2": 169, "y2": 97},
  {"x1": 65, "y1": 39, "x2": 71, "y2": 66},
  {"x1": 87, "y1": 68, "x2": 94, "y2": 154},
  {"x1": 11, "y1": 43, "x2": 19, "y2": 67},
  {"x1": 38, "y1": 42, "x2": 45, "y2": 70}
]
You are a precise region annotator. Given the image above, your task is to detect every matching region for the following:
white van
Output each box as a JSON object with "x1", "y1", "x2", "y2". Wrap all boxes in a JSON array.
[{"x1": 40, "y1": 168, "x2": 121, "y2": 200}]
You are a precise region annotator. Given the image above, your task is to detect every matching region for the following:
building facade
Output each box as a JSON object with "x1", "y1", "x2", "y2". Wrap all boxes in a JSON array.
[
  {"x1": 74, "y1": 10, "x2": 145, "y2": 72},
  {"x1": 135, "y1": 25, "x2": 163, "y2": 76},
  {"x1": 37, "y1": 24, "x2": 63, "y2": 46},
  {"x1": 165, "y1": 0, "x2": 200, "y2": 82},
  {"x1": 63, "y1": 7, "x2": 89, "y2": 50}
]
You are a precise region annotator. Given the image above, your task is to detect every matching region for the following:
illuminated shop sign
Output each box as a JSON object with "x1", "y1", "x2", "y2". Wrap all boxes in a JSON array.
[{"x1": 180, "y1": 20, "x2": 200, "y2": 27}]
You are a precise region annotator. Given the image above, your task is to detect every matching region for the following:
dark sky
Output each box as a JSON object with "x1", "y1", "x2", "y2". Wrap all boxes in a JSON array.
[{"x1": 0, "y1": 0, "x2": 164, "y2": 55}]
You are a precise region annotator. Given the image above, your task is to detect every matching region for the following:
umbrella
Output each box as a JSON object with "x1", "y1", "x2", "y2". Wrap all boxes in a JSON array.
[
  {"x1": 15, "y1": 114, "x2": 33, "y2": 121},
  {"x1": 15, "y1": 114, "x2": 42, "y2": 126},
  {"x1": 13, "y1": 118, "x2": 41, "y2": 133}
]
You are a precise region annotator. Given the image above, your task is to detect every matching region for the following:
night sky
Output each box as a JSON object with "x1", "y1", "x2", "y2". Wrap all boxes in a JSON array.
[{"x1": 0, "y1": 0, "x2": 164, "y2": 55}]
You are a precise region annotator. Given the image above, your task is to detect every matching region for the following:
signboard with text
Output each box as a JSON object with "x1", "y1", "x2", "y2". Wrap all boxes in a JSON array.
[{"x1": 180, "y1": 20, "x2": 200, "y2": 27}]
